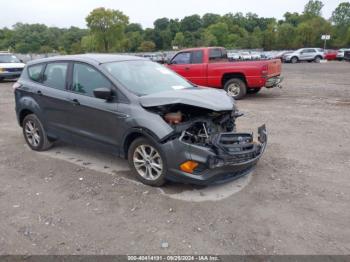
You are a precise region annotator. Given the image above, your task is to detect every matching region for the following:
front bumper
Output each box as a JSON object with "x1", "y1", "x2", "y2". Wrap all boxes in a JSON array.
[
  {"x1": 162, "y1": 125, "x2": 267, "y2": 185},
  {"x1": 0, "y1": 71, "x2": 22, "y2": 79},
  {"x1": 265, "y1": 76, "x2": 283, "y2": 88}
]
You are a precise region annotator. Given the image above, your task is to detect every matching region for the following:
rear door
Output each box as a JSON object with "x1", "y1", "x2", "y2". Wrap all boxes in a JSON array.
[
  {"x1": 33, "y1": 62, "x2": 72, "y2": 137},
  {"x1": 66, "y1": 62, "x2": 123, "y2": 150},
  {"x1": 168, "y1": 51, "x2": 207, "y2": 86},
  {"x1": 302, "y1": 49, "x2": 316, "y2": 60}
]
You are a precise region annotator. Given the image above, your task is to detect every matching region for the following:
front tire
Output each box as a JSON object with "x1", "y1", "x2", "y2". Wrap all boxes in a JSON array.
[
  {"x1": 128, "y1": 137, "x2": 166, "y2": 187},
  {"x1": 224, "y1": 78, "x2": 247, "y2": 100},
  {"x1": 314, "y1": 56, "x2": 322, "y2": 63},
  {"x1": 22, "y1": 114, "x2": 52, "y2": 151}
]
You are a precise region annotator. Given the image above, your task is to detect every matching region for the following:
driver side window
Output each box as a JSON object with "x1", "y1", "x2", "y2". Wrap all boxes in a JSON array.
[
  {"x1": 171, "y1": 52, "x2": 190, "y2": 64},
  {"x1": 72, "y1": 63, "x2": 111, "y2": 97}
]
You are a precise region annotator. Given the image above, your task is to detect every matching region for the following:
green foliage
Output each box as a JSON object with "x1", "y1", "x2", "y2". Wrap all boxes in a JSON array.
[
  {"x1": 303, "y1": 0, "x2": 324, "y2": 17},
  {"x1": 138, "y1": 41, "x2": 156, "y2": 52},
  {"x1": 1, "y1": 2, "x2": 349, "y2": 54},
  {"x1": 85, "y1": 7, "x2": 129, "y2": 52},
  {"x1": 172, "y1": 32, "x2": 185, "y2": 48},
  {"x1": 331, "y1": 2, "x2": 350, "y2": 27}
]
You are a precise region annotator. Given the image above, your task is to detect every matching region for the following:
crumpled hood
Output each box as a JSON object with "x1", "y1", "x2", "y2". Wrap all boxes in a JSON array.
[{"x1": 139, "y1": 88, "x2": 235, "y2": 111}]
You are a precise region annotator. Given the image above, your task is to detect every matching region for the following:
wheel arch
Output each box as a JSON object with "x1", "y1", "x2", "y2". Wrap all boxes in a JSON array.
[
  {"x1": 19, "y1": 109, "x2": 34, "y2": 127},
  {"x1": 122, "y1": 128, "x2": 160, "y2": 159},
  {"x1": 221, "y1": 72, "x2": 247, "y2": 87},
  {"x1": 17, "y1": 96, "x2": 44, "y2": 127}
]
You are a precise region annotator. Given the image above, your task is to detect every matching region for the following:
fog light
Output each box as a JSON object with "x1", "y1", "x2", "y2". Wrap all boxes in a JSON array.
[{"x1": 180, "y1": 160, "x2": 198, "y2": 174}]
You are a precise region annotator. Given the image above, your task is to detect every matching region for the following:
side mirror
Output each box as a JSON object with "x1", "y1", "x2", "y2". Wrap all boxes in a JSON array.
[
  {"x1": 20, "y1": 59, "x2": 24, "y2": 63},
  {"x1": 93, "y1": 87, "x2": 113, "y2": 100}
]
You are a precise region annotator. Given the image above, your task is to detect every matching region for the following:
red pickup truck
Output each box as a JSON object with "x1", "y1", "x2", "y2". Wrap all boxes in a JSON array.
[{"x1": 167, "y1": 47, "x2": 283, "y2": 99}]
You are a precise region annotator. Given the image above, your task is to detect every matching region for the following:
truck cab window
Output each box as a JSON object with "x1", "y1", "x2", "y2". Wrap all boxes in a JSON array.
[
  {"x1": 171, "y1": 52, "x2": 191, "y2": 64},
  {"x1": 191, "y1": 51, "x2": 203, "y2": 64}
]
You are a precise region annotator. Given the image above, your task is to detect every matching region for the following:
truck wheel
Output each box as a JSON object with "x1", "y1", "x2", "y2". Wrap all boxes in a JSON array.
[
  {"x1": 291, "y1": 57, "x2": 298, "y2": 64},
  {"x1": 314, "y1": 56, "x2": 322, "y2": 63},
  {"x1": 22, "y1": 114, "x2": 52, "y2": 151},
  {"x1": 247, "y1": 88, "x2": 261, "y2": 94},
  {"x1": 224, "y1": 78, "x2": 247, "y2": 100},
  {"x1": 128, "y1": 137, "x2": 166, "y2": 187}
]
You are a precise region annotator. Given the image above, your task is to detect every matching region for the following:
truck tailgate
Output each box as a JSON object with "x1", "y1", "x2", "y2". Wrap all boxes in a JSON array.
[{"x1": 267, "y1": 59, "x2": 282, "y2": 77}]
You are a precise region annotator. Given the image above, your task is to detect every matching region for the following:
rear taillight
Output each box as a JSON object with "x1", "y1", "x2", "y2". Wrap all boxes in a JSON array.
[
  {"x1": 12, "y1": 82, "x2": 22, "y2": 90},
  {"x1": 261, "y1": 64, "x2": 268, "y2": 77}
]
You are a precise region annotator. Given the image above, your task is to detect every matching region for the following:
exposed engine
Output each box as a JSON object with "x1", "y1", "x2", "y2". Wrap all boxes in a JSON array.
[{"x1": 148, "y1": 104, "x2": 242, "y2": 147}]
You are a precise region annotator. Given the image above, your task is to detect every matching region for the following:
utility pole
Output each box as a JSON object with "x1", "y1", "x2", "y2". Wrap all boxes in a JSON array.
[{"x1": 321, "y1": 35, "x2": 331, "y2": 50}]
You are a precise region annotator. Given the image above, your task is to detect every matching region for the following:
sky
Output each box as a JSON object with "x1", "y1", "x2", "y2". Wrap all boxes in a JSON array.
[{"x1": 0, "y1": 0, "x2": 345, "y2": 29}]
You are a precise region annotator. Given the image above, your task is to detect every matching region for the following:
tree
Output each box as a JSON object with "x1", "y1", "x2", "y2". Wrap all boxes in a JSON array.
[
  {"x1": 206, "y1": 22, "x2": 230, "y2": 46},
  {"x1": 125, "y1": 23, "x2": 143, "y2": 33},
  {"x1": 81, "y1": 35, "x2": 99, "y2": 52},
  {"x1": 303, "y1": 0, "x2": 324, "y2": 17},
  {"x1": 180, "y1": 15, "x2": 202, "y2": 32},
  {"x1": 85, "y1": 7, "x2": 129, "y2": 52},
  {"x1": 125, "y1": 31, "x2": 143, "y2": 52},
  {"x1": 138, "y1": 41, "x2": 156, "y2": 52},
  {"x1": 283, "y1": 12, "x2": 302, "y2": 27},
  {"x1": 331, "y1": 2, "x2": 350, "y2": 27},
  {"x1": 296, "y1": 22, "x2": 314, "y2": 46},
  {"x1": 172, "y1": 32, "x2": 185, "y2": 48},
  {"x1": 202, "y1": 13, "x2": 221, "y2": 28},
  {"x1": 277, "y1": 23, "x2": 297, "y2": 49},
  {"x1": 154, "y1": 18, "x2": 169, "y2": 31},
  {"x1": 201, "y1": 31, "x2": 217, "y2": 46}
]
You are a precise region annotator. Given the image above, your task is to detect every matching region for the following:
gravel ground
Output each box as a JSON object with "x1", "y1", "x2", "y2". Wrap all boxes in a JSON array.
[{"x1": 0, "y1": 62, "x2": 349, "y2": 255}]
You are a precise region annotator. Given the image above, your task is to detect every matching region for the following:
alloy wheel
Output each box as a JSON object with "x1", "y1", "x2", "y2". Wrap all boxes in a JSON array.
[
  {"x1": 133, "y1": 144, "x2": 163, "y2": 181},
  {"x1": 24, "y1": 120, "x2": 41, "y2": 147}
]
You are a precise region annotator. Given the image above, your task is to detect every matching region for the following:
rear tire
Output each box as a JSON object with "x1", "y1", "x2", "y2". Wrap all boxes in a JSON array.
[
  {"x1": 314, "y1": 56, "x2": 322, "y2": 63},
  {"x1": 247, "y1": 88, "x2": 261, "y2": 94},
  {"x1": 224, "y1": 78, "x2": 247, "y2": 100},
  {"x1": 22, "y1": 114, "x2": 52, "y2": 151},
  {"x1": 291, "y1": 57, "x2": 298, "y2": 64},
  {"x1": 128, "y1": 137, "x2": 166, "y2": 187}
]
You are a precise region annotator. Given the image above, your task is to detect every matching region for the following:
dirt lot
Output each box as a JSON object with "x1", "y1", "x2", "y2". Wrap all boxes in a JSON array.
[{"x1": 0, "y1": 62, "x2": 349, "y2": 255}]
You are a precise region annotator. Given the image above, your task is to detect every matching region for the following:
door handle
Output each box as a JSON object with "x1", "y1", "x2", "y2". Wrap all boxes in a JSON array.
[
  {"x1": 71, "y1": 98, "x2": 80, "y2": 106},
  {"x1": 184, "y1": 67, "x2": 190, "y2": 70},
  {"x1": 37, "y1": 90, "x2": 43, "y2": 96}
]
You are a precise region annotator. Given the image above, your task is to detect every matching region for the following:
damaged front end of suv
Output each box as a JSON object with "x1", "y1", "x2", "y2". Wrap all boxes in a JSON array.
[{"x1": 138, "y1": 88, "x2": 267, "y2": 185}]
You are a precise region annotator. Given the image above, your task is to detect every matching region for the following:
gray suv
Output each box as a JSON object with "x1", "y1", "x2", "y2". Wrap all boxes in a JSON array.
[
  {"x1": 283, "y1": 48, "x2": 324, "y2": 63},
  {"x1": 14, "y1": 54, "x2": 267, "y2": 186}
]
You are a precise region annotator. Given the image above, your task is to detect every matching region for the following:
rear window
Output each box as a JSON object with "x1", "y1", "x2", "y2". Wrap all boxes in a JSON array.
[
  {"x1": 42, "y1": 62, "x2": 68, "y2": 90},
  {"x1": 28, "y1": 64, "x2": 44, "y2": 82},
  {"x1": 209, "y1": 48, "x2": 227, "y2": 60},
  {"x1": 191, "y1": 50, "x2": 203, "y2": 64}
]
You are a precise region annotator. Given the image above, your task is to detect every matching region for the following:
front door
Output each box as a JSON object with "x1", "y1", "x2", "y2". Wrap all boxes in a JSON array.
[
  {"x1": 167, "y1": 51, "x2": 207, "y2": 86},
  {"x1": 66, "y1": 62, "x2": 124, "y2": 152}
]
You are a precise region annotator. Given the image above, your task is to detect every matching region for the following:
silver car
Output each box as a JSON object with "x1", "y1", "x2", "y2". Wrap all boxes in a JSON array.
[{"x1": 283, "y1": 48, "x2": 324, "y2": 63}]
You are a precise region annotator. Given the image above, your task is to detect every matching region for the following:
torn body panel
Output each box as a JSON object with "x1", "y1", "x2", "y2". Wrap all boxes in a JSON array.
[{"x1": 141, "y1": 100, "x2": 267, "y2": 185}]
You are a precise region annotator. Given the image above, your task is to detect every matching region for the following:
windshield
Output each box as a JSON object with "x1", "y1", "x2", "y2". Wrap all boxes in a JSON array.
[
  {"x1": 0, "y1": 54, "x2": 21, "y2": 63},
  {"x1": 103, "y1": 60, "x2": 194, "y2": 96}
]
